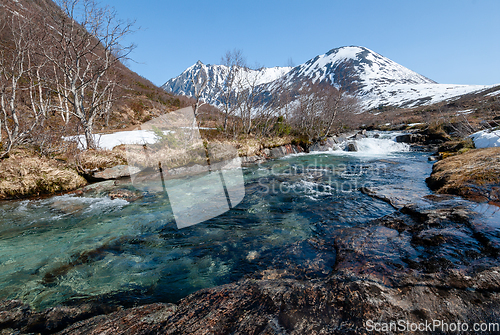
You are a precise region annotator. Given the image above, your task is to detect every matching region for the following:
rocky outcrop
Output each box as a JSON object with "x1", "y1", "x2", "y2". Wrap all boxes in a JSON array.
[
  {"x1": 240, "y1": 155, "x2": 266, "y2": 165},
  {"x1": 308, "y1": 131, "x2": 365, "y2": 153},
  {"x1": 3, "y1": 193, "x2": 500, "y2": 334},
  {"x1": 395, "y1": 133, "x2": 426, "y2": 143},
  {"x1": 0, "y1": 300, "x2": 119, "y2": 334},
  {"x1": 92, "y1": 165, "x2": 140, "y2": 180},
  {"x1": 426, "y1": 147, "x2": 500, "y2": 203},
  {"x1": 309, "y1": 137, "x2": 339, "y2": 152},
  {"x1": 267, "y1": 144, "x2": 304, "y2": 159},
  {"x1": 78, "y1": 180, "x2": 143, "y2": 202}
]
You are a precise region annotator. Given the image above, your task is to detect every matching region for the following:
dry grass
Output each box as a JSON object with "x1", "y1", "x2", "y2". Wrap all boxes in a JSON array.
[
  {"x1": 427, "y1": 147, "x2": 500, "y2": 201},
  {"x1": 0, "y1": 150, "x2": 87, "y2": 200},
  {"x1": 124, "y1": 143, "x2": 207, "y2": 170},
  {"x1": 73, "y1": 148, "x2": 128, "y2": 172},
  {"x1": 225, "y1": 135, "x2": 294, "y2": 157}
]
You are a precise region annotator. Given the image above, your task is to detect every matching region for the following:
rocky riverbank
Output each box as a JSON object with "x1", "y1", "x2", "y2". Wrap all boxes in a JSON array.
[
  {"x1": 2, "y1": 193, "x2": 500, "y2": 334},
  {"x1": 2, "y1": 130, "x2": 500, "y2": 334},
  {"x1": 426, "y1": 147, "x2": 500, "y2": 204},
  {"x1": 0, "y1": 132, "x2": 361, "y2": 201}
]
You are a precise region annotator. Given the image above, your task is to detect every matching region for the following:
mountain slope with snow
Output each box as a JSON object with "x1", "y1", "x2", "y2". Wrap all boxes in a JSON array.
[
  {"x1": 161, "y1": 61, "x2": 292, "y2": 105},
  {"x1": 162, "y1": 46, "x2": 494, "y2": 111}
]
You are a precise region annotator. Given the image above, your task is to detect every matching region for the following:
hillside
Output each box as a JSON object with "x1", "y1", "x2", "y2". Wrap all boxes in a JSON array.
[
  {"x1": 357, "y1": 84, "x2": 500, "y2": 131},
  {"x1": 0, "y1": 0, "x2": 183, "y2": 134}
]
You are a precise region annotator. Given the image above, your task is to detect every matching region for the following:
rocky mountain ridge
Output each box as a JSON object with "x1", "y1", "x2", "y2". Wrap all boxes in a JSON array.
[{"x1": 162, "y1": 46, "x2": 494, "y2": 111}]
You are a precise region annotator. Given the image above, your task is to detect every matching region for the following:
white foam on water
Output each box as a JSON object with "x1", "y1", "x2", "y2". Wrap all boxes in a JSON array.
[
  {"x1": 283, "y1": 180, "x2": 334, "y2": 201},
  {"x1": 281, "y1": 132, "x2": 411, "y2": 160},
  {"x1": 355, "y1": 137, "x2": 410, "y2": 155}
]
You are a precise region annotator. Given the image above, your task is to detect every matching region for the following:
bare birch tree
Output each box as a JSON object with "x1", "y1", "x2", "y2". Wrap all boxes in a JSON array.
[
  {"x1": 0, "y1": 11, "x2": 47, "y2": 158},
  {"x1": 217, "y1": 49, "x2": 245, "y2": 133},
  {"x1": 44, "y1": 0, "x2": 134, "y2": 149},
  {"x1": 237, "y1": 66, "x2": 266, "y2": 134},
  {"x1": 290, "y1": 81, "x2": 358, "y2": 141}
]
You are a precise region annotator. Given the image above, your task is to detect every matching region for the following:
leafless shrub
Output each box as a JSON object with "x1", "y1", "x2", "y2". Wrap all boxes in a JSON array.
[{"x1": 289, "y1": 81, "x2": 359, "y2": 141}]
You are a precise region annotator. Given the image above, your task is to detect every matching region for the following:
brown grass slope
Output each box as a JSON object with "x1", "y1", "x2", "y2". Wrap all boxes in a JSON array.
[
  {"x1": 358, "y1": 85, "x2": 500, "y2": 132},
  {"x1": 0, "y1": 150, "x2": 87, "y2": 199},
  {"x1": 0, "y1": 0, "x2": 185, "y2": 134},
  {"x1": 426, "y1": 147, "x2": 500, "y2": 203}
]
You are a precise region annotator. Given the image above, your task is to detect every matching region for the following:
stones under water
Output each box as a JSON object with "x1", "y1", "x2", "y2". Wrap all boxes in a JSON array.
[{"x1": 1, "y1": 133, "x2": 500, "y2": 334}]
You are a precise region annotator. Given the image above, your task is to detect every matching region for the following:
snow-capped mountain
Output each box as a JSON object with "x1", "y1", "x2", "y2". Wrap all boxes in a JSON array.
[
  {"x1": 162, "y1": 46, "x2": 492, "y2": 111},
  {"x1": 161, "y1": 61, "x2": 292, "y2": 105}
]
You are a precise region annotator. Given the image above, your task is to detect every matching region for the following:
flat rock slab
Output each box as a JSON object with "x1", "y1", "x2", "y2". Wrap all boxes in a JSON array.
[
  {"x1": 81, "y1": 180, "x2": 116, "y2": 194},
  {"x1": 93, "y1": 165, "x2": 140, "y2": 180},
  {"x1": 3, "y1": 197, "x2": 500, "y2": 334}
]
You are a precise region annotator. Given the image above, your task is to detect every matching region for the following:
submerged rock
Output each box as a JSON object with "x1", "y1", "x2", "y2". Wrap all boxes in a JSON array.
[
  {"x1": 81, "y1": 180, "x2": 116, "y2": 195},
  {"x1": 108, "y1": 189, "x2": 143, "y2": 202},
  {"x1": 4, "y1": 193, "x2": 500, "y2": 334}
]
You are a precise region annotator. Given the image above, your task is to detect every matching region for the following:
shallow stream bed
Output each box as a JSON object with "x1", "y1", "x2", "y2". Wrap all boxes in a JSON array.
[{"x1": 1, "y1": 133, "x2": 498, "y2": 311}]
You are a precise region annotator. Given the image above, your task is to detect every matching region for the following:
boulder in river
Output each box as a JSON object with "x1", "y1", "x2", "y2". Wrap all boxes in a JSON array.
[
  {"x1": 309, "y1": 137, "x2": 338, "y2": 152},
  {"x1": 395, "y1": 133, "x2": 426, "y2": 143},
  {"x1": 346, "y1": 141, "x2": 358, "y2": 152}
]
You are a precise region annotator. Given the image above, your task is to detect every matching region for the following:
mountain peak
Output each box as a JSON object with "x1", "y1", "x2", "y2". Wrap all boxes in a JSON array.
[{"x1": 162, "y1": 46, "x2": 489, "y2": 111}]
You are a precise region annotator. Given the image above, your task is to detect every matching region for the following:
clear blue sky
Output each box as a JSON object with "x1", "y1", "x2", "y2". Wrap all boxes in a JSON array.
[{"x1": 100, "y1": 0, "x2": 499, "y2": 87}]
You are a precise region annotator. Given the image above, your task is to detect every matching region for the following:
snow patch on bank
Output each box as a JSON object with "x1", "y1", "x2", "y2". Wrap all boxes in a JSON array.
[{"x1": 470, "y1": 129, "x2": 500, "y2": 149}]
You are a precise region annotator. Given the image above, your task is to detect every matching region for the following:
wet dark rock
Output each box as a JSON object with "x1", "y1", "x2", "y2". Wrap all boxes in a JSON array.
[
  {"x1": 0, "y1": 300, "x2": 118, "y2": 334},
  {"x1": 395, "y1": 133, "x2": 426, "y2": 143},
  {"x1": 346, "y1": 142, "x2": 358, "y2": 152},
  {"x1": 56, "y1": 303, "x2": 177, "y2": 335},
  {"x1": 108, "y1": 189, "x2": 143, "y2": 202},
  {"x1": 255, "y1": 237, "x2": 337, "y2": 280}
]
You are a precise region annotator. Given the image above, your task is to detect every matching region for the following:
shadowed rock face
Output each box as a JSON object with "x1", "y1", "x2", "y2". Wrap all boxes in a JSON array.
[{"x1": 3, "y1": 196, "x2": 500, "y2": 334}]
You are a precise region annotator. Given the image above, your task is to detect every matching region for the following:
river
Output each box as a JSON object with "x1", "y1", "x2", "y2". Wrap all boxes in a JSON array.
[{"x1": 0, "y1": 133, "x2": 437, "y2": 310}]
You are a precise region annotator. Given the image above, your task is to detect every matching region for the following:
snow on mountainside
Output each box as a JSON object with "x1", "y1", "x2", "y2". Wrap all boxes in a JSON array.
[
  {"x1": 162, "y1": 46, "x2": 494, "y2": 112},
  {"x1": 161, "y1": 61, "x2": 292, "y2": 104}
]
